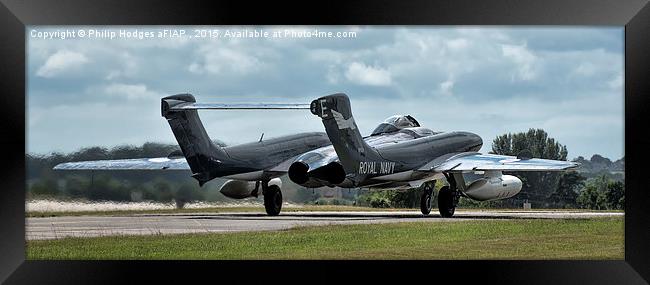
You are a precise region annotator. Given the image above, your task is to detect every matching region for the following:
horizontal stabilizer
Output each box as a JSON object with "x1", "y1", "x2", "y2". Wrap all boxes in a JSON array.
[{"x1": 170, "y1": 103, "x2": 311, "y2": 110}]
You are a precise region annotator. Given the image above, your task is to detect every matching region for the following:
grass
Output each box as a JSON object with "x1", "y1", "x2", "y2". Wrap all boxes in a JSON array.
[{"x1": 27, "y1": 217, "x2": 623, "y2": 260}]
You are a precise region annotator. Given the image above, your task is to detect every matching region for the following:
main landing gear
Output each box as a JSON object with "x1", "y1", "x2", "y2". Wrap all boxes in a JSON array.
[
  {"x1": 262, "y1": 181, "x2": 283, "y2": 216},
  {"x1": 420, "y1": 180, "x2": 435, "y2": 215},
  {"x1": 438, "y1": 173, "x2": 461, "y2": 218}
]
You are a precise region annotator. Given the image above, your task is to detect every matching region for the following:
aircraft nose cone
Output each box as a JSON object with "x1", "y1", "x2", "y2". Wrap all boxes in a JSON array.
[
  {"x1": 461, "y1": 132, "x2": 483, "y2": 150},
  {"x1": 473, "y1": 133, "x2": 483, "y2": 145}
]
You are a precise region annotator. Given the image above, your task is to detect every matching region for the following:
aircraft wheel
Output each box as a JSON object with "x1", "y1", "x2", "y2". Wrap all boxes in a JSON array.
[
  {"x1": 438, "y1": 185, "x2": 455, "y2": 218},
  {"x1": 420, "y1": 182, "x2": 434, "y2": 215},
  {"x1": 264, "y1": 185, "x2": 283, "y2": 216}
]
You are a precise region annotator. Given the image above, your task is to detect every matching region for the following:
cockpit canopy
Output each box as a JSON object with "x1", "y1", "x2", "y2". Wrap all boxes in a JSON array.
[{"x1": 371, "y1": 115, "x2": 421, "y2": 136}]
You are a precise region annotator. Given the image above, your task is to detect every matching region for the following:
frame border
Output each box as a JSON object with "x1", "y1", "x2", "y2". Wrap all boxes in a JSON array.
[{"x1": 1, "y1": 0, "x2": 648, "y2": 283}]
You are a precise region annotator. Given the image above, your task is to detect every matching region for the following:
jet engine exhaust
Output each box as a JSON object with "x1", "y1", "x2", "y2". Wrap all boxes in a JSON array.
[
  {"x1": 288, "y1": 162, "x2": 309, "y2": 185},
  {"x1": 308, "y1": 162, "x2": 345, "y2": 184},
  {"x1": 288, "y1": 161, "x2": 346, "y2": 186}
]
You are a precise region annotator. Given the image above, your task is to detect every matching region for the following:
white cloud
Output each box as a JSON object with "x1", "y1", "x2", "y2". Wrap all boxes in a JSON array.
[
  {"x1": 326, "y1": 65, "x2": 341, "y2": 84},
  {"x1": 36, "y1": 50, "x2": 89, "y2": 78},
  {"x1": 105, "y1": 70, "x2": 121, "y2": 80},
  {"x1": 446, "y1": 38, "x2": 470, "y2": 50},
  {"x1": 573, "y1": 62, "x2": 597, "y2": 77},
  {"x1": 440, "y1": 78, "x2": 455, "y2": 96},
  {"x1": 190, "y1": 46, "x2": 263, "y2": 75},
  {"x1": 188, "y1": 62, "x2": 202, "y2": 74},
  {"x1": 345, "y1": 62, "x2": 392, "y2": 86},
  {"x1": 608, "y1": 73, "x2": 623, "y2": 89},
  {"x1": 103, "y1": 83, "x2": 161, "y2": 100},
  {"x1": 105, "y1": 52, "x2": 138, "y2": 80},
  {"x1": 308, "y1": 49, "x2": 343, "y2": 62},
  {"x1": 501, "y1": 43, "x2": 538, "y2": 81}
]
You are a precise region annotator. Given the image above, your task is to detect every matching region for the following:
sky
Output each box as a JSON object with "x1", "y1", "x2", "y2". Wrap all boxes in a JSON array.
[{"x1": 27, "y1": 26, "x2": 624, "y2": 160}]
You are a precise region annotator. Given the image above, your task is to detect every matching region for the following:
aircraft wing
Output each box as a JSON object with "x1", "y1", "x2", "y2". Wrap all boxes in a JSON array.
[
  {"x1": 53, "y1": 157, "x2": 190, "y2": 170},
  {"x1": 419, "y1": 152, "x2": 579, "y2": 172},
  {"x1": 265, "y1": 154, "x2": 303, "y2": 173}
]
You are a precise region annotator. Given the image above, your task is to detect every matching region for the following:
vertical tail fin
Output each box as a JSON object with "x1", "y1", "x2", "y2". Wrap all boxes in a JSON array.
[
  {"x1": 310, "y1": 93, "x2": 383, "y2": 174},
  {"x1": 161, "y1": 94, "x2": 227, "y2": 185}
]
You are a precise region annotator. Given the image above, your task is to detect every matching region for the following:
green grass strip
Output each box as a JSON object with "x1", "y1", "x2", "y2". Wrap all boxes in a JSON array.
[{"x1": 27, "y1": 217, "x2": 623, "y2": 260}]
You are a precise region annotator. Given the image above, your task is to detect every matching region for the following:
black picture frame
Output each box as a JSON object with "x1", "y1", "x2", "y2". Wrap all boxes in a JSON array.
[{"x1": 1, "y1": 0, "x2": 649, "y2": 283}]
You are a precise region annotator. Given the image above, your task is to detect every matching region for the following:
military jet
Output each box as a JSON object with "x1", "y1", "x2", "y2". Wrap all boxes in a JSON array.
[
  {"x1": 286, "y1": 93, "x2": 579, "y2": 217},
  {"x1": 55, "y1": 92, "x2": 578, "y2": 217},
  {"x1": 54, "y1": 94, "x2": 332, "y2": 215}
]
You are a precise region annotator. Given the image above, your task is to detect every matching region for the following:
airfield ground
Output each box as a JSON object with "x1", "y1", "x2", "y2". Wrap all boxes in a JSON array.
[
  {"x1": 26, "y1": 205, "x2": 404, "y2": 218},
  {"x1": 25, "y1": 206, "x2": 623, "y2": 259},
  {"x1": 27, "y1": 217, "x2": 622, "y2": 259}
]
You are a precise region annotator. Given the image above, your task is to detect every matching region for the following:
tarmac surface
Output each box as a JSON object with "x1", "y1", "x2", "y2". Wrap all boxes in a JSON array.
[{"x1": 26, "y1": 210, "x2": 623, "y2": 240}]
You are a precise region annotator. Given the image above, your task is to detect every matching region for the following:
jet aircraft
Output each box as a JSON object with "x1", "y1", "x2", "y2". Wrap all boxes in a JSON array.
[
  {"x1": 289, "y1": 93, "x2": 578, "y2": 216},
  {"x1": 54, "y1": 93, "x2": 578, "y2": 217},
  {"x1": 54, "y1": 94, "x2": 331, "y2": 215}
]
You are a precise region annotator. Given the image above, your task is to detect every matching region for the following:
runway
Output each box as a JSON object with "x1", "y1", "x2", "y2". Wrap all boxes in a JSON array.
[{"x1": 26, "y1": 210, "x2": 623, "y2": 240}]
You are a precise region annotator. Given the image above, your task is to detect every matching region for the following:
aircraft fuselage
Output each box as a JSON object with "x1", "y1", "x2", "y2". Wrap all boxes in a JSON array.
[
  {"x1": 208, "y1": 132, "x2": 331, "y2": 181},
  {"x1": 288, "y1": 127, "x2": 483, "y2": 189}
]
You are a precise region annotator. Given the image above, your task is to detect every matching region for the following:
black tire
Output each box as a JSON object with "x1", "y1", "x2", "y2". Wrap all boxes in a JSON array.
[
  {"x1": 264, "y1": 185, "x2": 283, "y2": 216},
  {"x1": 438, "y1": 186, "x2": 455, "y2": 218},
  {"x1": 420, "y1": 183, "x2": 434, "y2": 215}
]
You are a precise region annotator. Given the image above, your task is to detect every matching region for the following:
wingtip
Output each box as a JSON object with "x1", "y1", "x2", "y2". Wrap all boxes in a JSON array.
[{"x1": 566, "y1": 161, "x2": 581, "y2": 170}]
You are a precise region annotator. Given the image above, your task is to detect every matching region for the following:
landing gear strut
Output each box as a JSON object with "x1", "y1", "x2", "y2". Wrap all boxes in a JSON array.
[
  {"x1": 262, "y1": 182, "x2": 282, "y2": 216},
  {"x1": 420, "y1": 180, "x2": 435, "y2": 215},
  {"x1": 439, "y1": 173, "x2": 461, "y2": 218}
]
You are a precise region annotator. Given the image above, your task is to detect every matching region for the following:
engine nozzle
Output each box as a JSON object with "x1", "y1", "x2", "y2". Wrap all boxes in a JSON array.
[
  {"x1": 288, "y1": 162, "x2": 310, "y2": 185},
  {"x1": 288, "y1": 161, "x2": 346, "y2": 187},
  {"x1": 308, "y1": 162, "x2": 345, "y2": 184}
]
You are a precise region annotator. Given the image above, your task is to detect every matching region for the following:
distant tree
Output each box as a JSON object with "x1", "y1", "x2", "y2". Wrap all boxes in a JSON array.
[
  {"x1": 549, "y1": 171, "x2": 585, "y2": 208},
  {"x1": 590, "y1": 154, "x2": 612, "y2": 165},
  {"x1": 70, "y1": 146, "x2": 109, "y2": 162},
  {"x1": 151, "y1": 179, "x2": 175, "y2": 202},
  {"x1": 577, "y1": 184, "x2": 604, "y2": 210},
  {"x1": 605, "y1": 180, "x2": 625, "y2": 210},
  {"x1": 109, "y1": 145, "x2": 143, "y2": 159},
  {"x1": 491, "y1": 128, "x2": 568, "y2": 208},
  {"x1": 63, "y1": 175, "x2": 90, "y2": 198},
  {"x1": 367, "y1": 194, "x2": 392, "y2": 208},
  {"x1": 141, "y1": 142, "x2": 180, "y2": 158},
  {"x1": 359, "y1": 181, "x2": 446, "y2": 209},
  {"x1": 391, "y1": 188, "x2": 424, "y2": 208},
  {"x1": 87, "y1": 174, "x2": 131, "y2": 201},
  {"x1": 492, "y1": 129, "x2": 568, "y2": 160},
  {"x1": 30, "y1": 178, "x2": 59, "y2": 197},
  {"x1": 175, "y1": 183, "x2": 204, "y2": 208},
  {"x1": 458, "y1": 198, "x2": 506, "y2": 208},
  {"x1": 577, "y1": 174, "x2": 610, "y2": 210}
]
